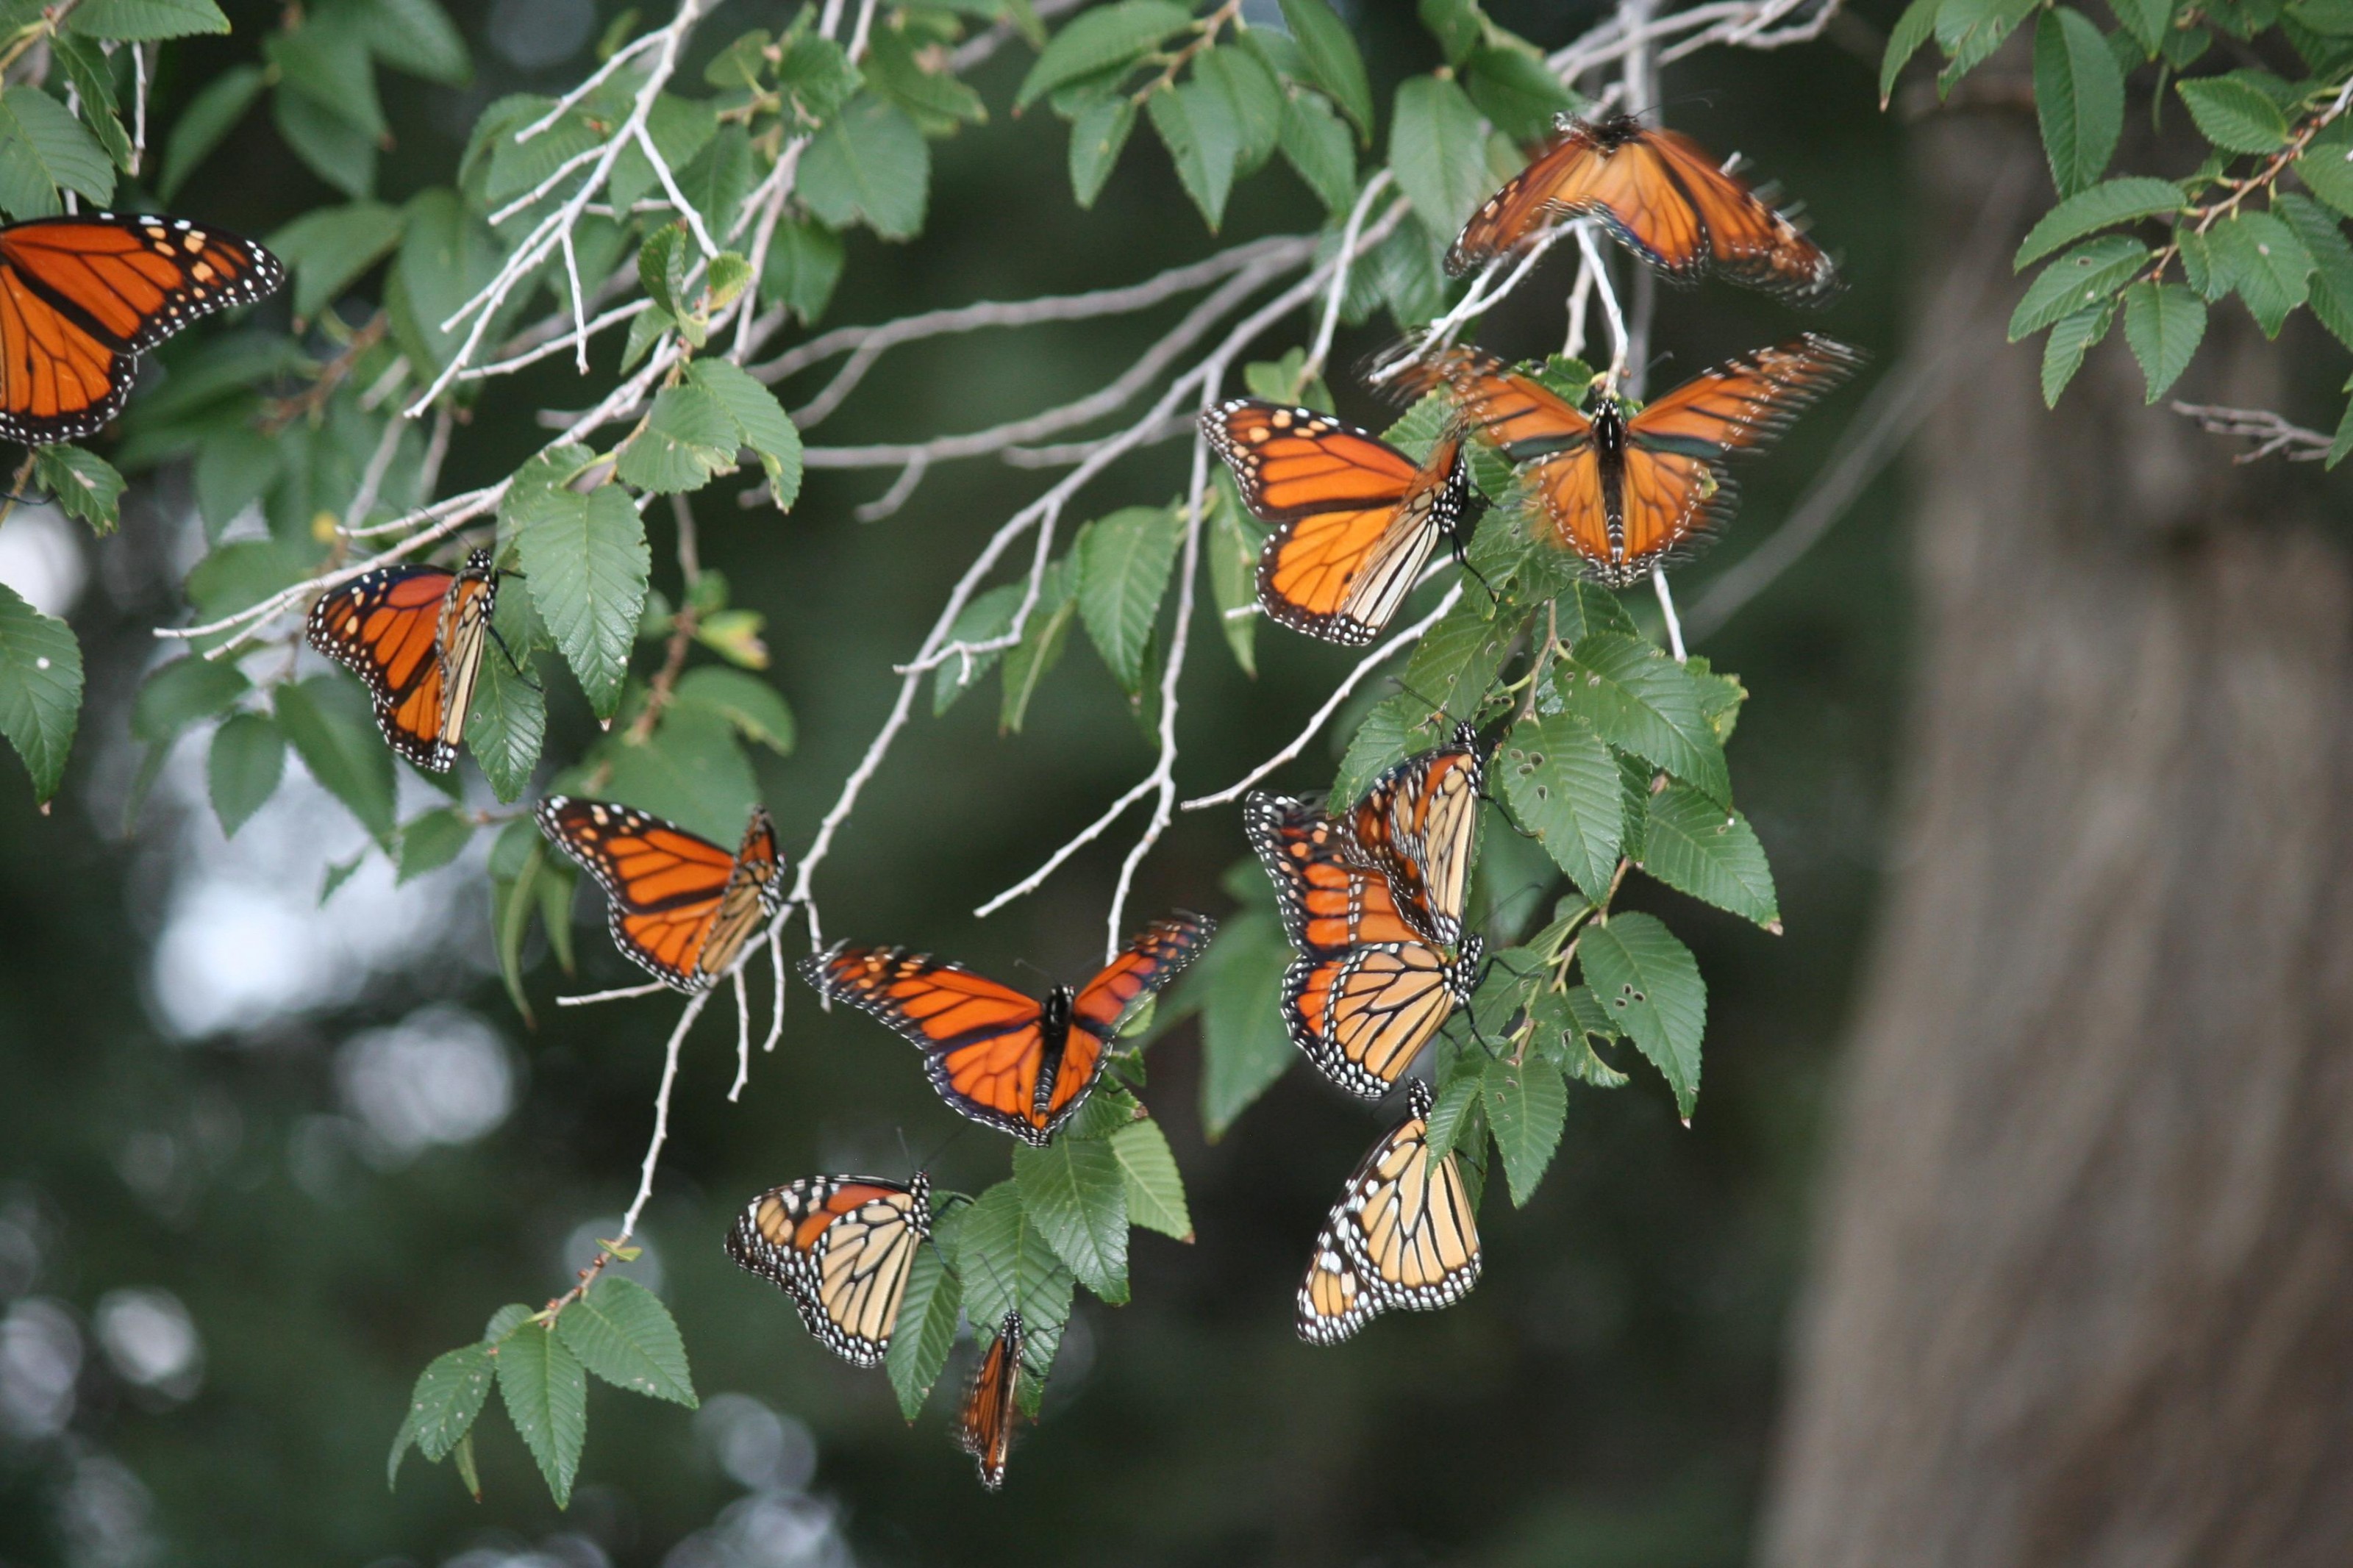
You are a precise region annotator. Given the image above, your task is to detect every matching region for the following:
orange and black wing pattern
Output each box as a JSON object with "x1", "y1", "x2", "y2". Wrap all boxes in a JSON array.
[
  {"x1": 726, "y1": 1173, "x2": 932, "y2": 1368},
  {"x1": 1297, "y1": 1081, "x2": 1482, "y2": 1343},
  {"x1": 1446, "y1": 115, "x2": 1837, "y2": 304},
  {"x1": 1387, "y1": 348, "x2": 1592, "y2": 461},
  {"x1": 307, "y1": 547, "x2": 497, "y2": 773},
  {"x1": 1282, "y1": 937, "x2": 1483, "y2": 1100},
  {"x1": 1202, "y1": 398, "x2": 1475, "y2": 647},
  {"x1": 959, "y1": 1311, "x2": 1023, "y2": 1490},
  {"x1": 1070, "y1": 910, "x2": 1215, "y2": 1042},
  {"x1": 0, "y1": 213, "x2": 282, "y2": 444},
  {"x1": 1343, "y1": 726, "x2": 1486, "y2": 949},
  {"x1": 1627, "y1": 333, "x2": 1863, "y2": 458},
  {"x1": 1246, "y1": 793, "x2": 1428, "y2": 958},
  {"x1": 538, "y1": 796, "x2": 785, "y2": 991}
]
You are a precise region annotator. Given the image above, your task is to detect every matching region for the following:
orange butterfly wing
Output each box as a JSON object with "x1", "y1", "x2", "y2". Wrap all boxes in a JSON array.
[
  {"x1": 1202, "y1": 399, "x2": 1473, "y2": 646},
  {"x1": 725, "y1": 1173, "x2": 931, "y2": 1367},
  {"x1": 959, "y1": 1312, "x2": 1023, "y2": 1490},
  {"x1": 1343, "y1": 729, "x2": 1485, "y2": 948},
  {"x1": 1281, "y1": 939, "x2": 1481, "y2": 1100},
  {"x1": 0, "y1": 214, "x2": 282, "y2": 443},
  {"x1": 1246, "y1": 792, "x2": 1427, "y2": 956},
  {"x1": 538, "y1": 797, "x2": 783, "y2": 991},
  {"x1": 1627, "y1": 333, "x2": 1863, "y2": 454},
  {"x1": 1391, "y1": 348, "x2": 1593, "y2": 460},
  {"x1": 307, "y1": 548, "x2": 497, "y2": 772},
  {"x1": 1446, "y1": 117, "x2": 1835, "y2": 303}
]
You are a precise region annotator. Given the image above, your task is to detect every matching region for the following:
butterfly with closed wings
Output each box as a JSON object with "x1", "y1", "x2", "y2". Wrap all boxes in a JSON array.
[
  {"x1": 1447, "y1": 114, "x2": 1838, "y2": 304},
  {"x1": 801, "y1": 913, "x2": 1213, "y2": 1145},
  {"x1": 1202, "y1": 398, "x2": 1482, "y2": 647},
  {"x1": 1297, "y1": 1080, "x2": 1483, "y2": 1344},
  {"x1": 537, "y1": 796, "x2": 785, "y2": 992},
  {"x1": 726, "y1": 1173, "x2": 932, "y2": 1368},
  {"x1": 959, "y1": 1311, "x2": 1024, "y2": 1491}
]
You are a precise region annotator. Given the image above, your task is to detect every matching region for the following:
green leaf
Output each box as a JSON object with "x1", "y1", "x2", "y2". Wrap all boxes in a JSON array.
[
  {"x1": 637, "y1": 221, "x2": 693, "y2": 327},
  {"x1": 1497, "y1": 713, "x2": 1621, "y2": 902},
  {"x1": 1423, "y1": 1055, "x2": 1486, "y2": 1164},
  {"x1": 556, "y1": 1277, "x2": 696, "y2": 1407},
  {"x1": 1014, "y1": 1, "x2": 1187, "y2": 112},
  {"x1": 1188, "y1": 908, "x2": 1296, "y2": 1137},
  {"x1": 597, "y1": 703, "x2": 759, "y2": 843},
  {"x1": 396, "y1": 807, "x2": 473, "y2": 882},
  {"x1": 407, "y1": 1344, "x2": 494, "y2": 1463},
  {"x1": 1935, "y1": 0, "x2": 2040, "y2": 93},
  {"x1": 2331, "y1": 390, "x2": 2353, "y2": 467},
  {"x1": 133, "y1": 656, "x2": 247, "y2": 745},
  {"x1": 1278, "y1": 0, "x2": 1374, "y2": 137},
  {"x1": 0, "y1": 87, "x2": 113, "y2": 218},
  {"x1": 160, "y1": 62, "x2": 264, "y2": 199},
  {"x1": 1483, "y1": 1053, "x2": 1568, "y2": 1206},
  {"x1": 207, "y1": 713, "x2": 284, "y2": 837},
  {"x1": 932, "y1": 581, "x2": 1021, "y2": 715},
  {"x1": 2035, "y1": 7, "x2": 2125, "y2": 196},
  {"x1": 1881, "y1": 0, "x2": 1941, "y2": 105},
  {"x1": 952, "y1": 1182, "x2": 1077, "y2": 1377},
  {"x1": 800, "y1": 93, "x2": 930, "y2": 240},
  {"x1": 1553, "y1": 580, "x2": 1638, "y2": 645},
  {"x1": 31, "y1": 445, "x2": 124, "y2": 534},
  {"x1": 776, "y1": 32, "x2": 863, "y2": 129},
  {"x1": 268, "y1": 201, "x2": 405, "y2": 323},
  {"x1": 272, "y1": 87, "x2": 376, "y2": 198},
  {"x1": 688, "y1": 359, "x2": 804, "y2": 509},
  {"x1": 387, "y1": 190, "x2": 499, "y2": 376},
  {"x1": 1329, "y1": 693, "x2": 1443, "y2": 811},
  {"x1": 467, "y1": 594, "x2": 544, "y2": 803},
  {"x1": 1577, "y1": 912, "x2": 1705, "y2": 1118},
  {"x1": 2177, "y1": 74, "x2": 2290, "y2": 154},
  {"x1": 671, "y1": 666, "x2": 793, "y2": 753},
  {"x1": 866, "y1": 21, "x2": 987, "y2": 133},
  {"x1": 1196, "y1": 46, "x2": 1283, "y2": 173},
  {"x1": 495, "y1": 1321, "x2": 588, "y2": 1508},
  {"x1": 1146, "y1": 80, "x2": 1240, "y2": 229},
  {"x1": 1207, "y1": 485, "x2": 1260, "y2": 676},
  {"x1": 1463, "y1": 46, "x2": 1579, "y2": 144},
  {"x1": 2013, "y1": 176, "x2": 2185, "y2": 268},
  {"x1": 2210, "y1": 209, "x2": 2313, "y2": 335},
  {"x1": 999, "y1": 558, "x2": 1077, "y2": 734},
  {"x1": 618, "y1": 384, "x2": 741, "y2": 494},
  {"x1": 610, "y1": 94, "x2": 720, "y2": 212},
  {"x1": 1640, "y1": 783, "x2": 1779, "y2": 928},
  {"x1": 1420, "y1": 0, "x2": 1484, "y2": 64},
  {"x1": 2295, "y1": 123, "x2": 2353, "y2": 216},
  {"x1": 1068, "y1": 95, "x2": 1137, "y2": 208},
  {"x1": 387, "y1": 1407, "x2": 417, "y2": 1491},
  {"x1": 1279, "y1": 92, "x2": 1356, "y2": 213},
  {"x1": 1109, "y1": 1119, "x2": 1192, "y2": 1241},
  {"x1": 760, "y1": 218, "x2": 844, "y2": 324},
  {"x1": 1077, "y1": 504, "x2": 1182, "y2": 694},
  {"x1": 2040, "y1": 299, "x2": 2115, "y2": 404},
  {"x1": 1404, "y1": 594, "x2": 1515, "y2": 723},
  {"x1": 1552, "y1": 632, "x2": 1729, "y2": 805},
  {"x1": 53, "y1": 37, "x2": 129, "y2": 173},
  {"x1": 515, "y1": 482, "x2": 649, "y2": 718},
  {"x1": 1388, "y1": 74, "x2": 1489, "y2": 240},
  {"x1": 266, "y1": 12, "x2": 385, "y2": 143},
  {"x1": 2009, "y1": 234, "x2": 2148, "y2": 339},
  {"x1": 276, "y1": 675, "x2": 395, "y2": 838},
  {"x1": 884, "y1": 1242, "x2": 960, "y2": 1420},
  {"x1": 2119, "y1": 279, "x2": 2207, "y2": 401},
  {"x1": 2112, "y1": 0, "x2": 2177, "y2": 54},
  {"x1": 355, "y1": 0, "x2": 471, "y2": 86},
  {"x1": 2278, "y1": 193, "x2": 2353, "y2": 348},
  {"x1": 68, "y1": 0, "x2": 228, "y2": 39},
  {"x1": 1013, "y1": 1137, "x2": 1129, "y2": 1303}
]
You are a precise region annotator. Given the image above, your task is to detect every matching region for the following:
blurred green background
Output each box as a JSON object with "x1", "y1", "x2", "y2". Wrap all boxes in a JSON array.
[{"x1": 0, "y1": 1, "x2": 1912, "y2": 1563}]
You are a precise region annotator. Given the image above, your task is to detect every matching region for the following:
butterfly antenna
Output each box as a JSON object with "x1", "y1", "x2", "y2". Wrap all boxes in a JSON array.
[
  {"x1": 912, "y1": 1120, "x2": 977, "y2": 1176},
  {"x1": 1010, "y1": 956, "x2": 1059, "y2": 990},
  {"x1": 486, "y1": 624, "x2": 540, "y2": 690}
]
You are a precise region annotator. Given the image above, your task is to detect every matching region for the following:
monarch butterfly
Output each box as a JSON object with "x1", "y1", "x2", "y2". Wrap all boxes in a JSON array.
[
  {"x1": 536, "y1": 796, "x2": 785, "y2": 992},
  {"x1": 306, "y1": 548, "x2": 499, "y2": 773},
  {"x1": 1342, "y1": 723, "x2": 1485, "y2": 951},
  {"x1": 801, "y1": 912, "x2": 1213, "y2": 1145},
  {"x1": 0, "y1": 213, "x2": 283, "y2": 445},
  {"x1": 1401, "y1": 338, "x2": 1861, "y2": 585},
  {"x1": 1201, "y1": 398, "x2": 1479, "y2": 647},
  {"x1": 1446, "y1": 115, "x2": 1838, "y2": 303},
  {"x1": 1297, "y1": 1081, "x2": 1482, "y2": 1345},
  {"x1": 725, "y1": 1173, "x2": 932, "y2": 1368},
  {"x1": 1249, "y1": 789, "x2": 1482, "y2": 1100},
  {"x1": 959, "y1": 1311, "x2": 1023, "y2": 1491}
]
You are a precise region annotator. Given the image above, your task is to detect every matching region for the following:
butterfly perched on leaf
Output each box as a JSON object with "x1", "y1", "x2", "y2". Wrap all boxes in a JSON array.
[
  {"x1": 0, "y1": 213, "x2": 282, "y2": 445},
  {"x1": 959, "y1": 1311, "x2": 1023, "y2": 1490},
  {"x1": 1201, "y1": 399, "x2": 1481, "y2": 647},
  {"x1": 307, "y1": 547, "x2": 499, "y2": 773},
  {"x1": 1298, "y1": 1080, "x2": 1483, "y2": 1344},
  {"x1": 1250, "y1": 730, "x2": 1486, "y2": 1100},
  {"x1": 801, "y1": 912, "x2": 1213, "y2": 1145},
  {"x1": 726, "y1": 1173, "x2": 932, "y2": 1368},
  {"x1": 1398, "y1": 338, "x2": 1861, "y2": 585},
  {"x1": 537, "y1": 796, "x2": 785, "y2": 992},
  {"x1": 1446, "y1": 114, "x2": 1838, "y2": 304}
]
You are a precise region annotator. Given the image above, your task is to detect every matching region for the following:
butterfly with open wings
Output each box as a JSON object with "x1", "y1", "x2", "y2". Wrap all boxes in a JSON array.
[{"x1": 537, "y1": 796, "x2": 785, "y2": 992}]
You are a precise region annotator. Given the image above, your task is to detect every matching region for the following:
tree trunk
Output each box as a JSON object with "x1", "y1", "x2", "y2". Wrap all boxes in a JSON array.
[{"x1": 1759, "y1": 93, "x2": 2353, "y2": 1568}]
